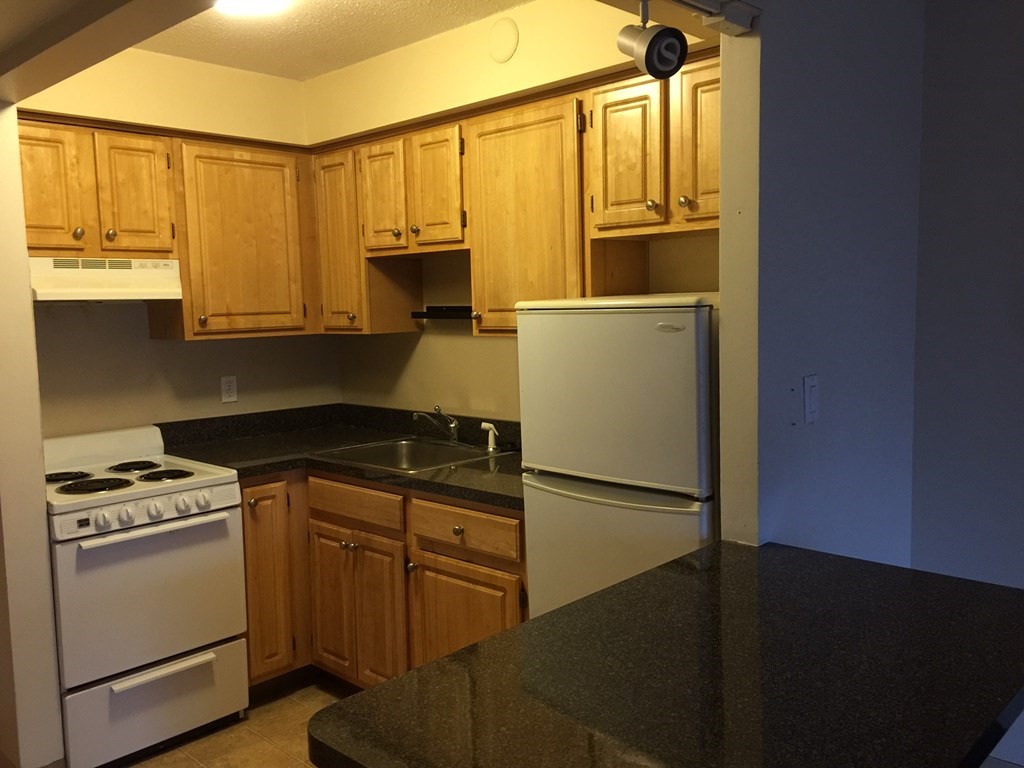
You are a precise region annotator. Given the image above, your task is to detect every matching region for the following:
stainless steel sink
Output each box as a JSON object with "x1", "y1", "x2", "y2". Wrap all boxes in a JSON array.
[{"x1": 316, "y1": 437, "x2": 503, "y2": 474}]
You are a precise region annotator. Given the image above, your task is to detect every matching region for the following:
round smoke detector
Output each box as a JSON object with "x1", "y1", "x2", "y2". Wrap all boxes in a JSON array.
[{"x1": 489, "y1": 18, "x2": 520, "y2": 63}]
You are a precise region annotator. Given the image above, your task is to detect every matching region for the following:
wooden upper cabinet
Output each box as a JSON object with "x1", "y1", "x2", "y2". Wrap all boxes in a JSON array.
[
  {"x1": 18, "y1": 122, "x2": 177, "y2": 256},
  {"x1": 585, "y1": 55, "x2": 721, "y2": 238},
  {"x1": 673, "y1": 56, "x2": 722, "y2": 224},
  {"x1": 407, "y1": 125, "x2": 463, "y2": 246},
  {"x1": 590, "y1": 77, "x2": 668, "y2": 229},
  {"x1": 18, "y1": 123, "x2": 94, "y2": 251},
  {"x1": 357, "y1": 125, "x2": 464, "y2": 254},
  {"x1": 93, "y1": 132, "x2": 175, "y2": 252},
  {"x1": 464, "y1": 96, "x2": 583, "y2": 334},
  {"x1": 358, "y1": 139, "x2": 407, "y2": 250},
  {"x1": 315, "y1": 149, "x2": 364, "y2": 331},
  {"x1": 181, "y1": 142, "x2": 306, "y2": 334},
  {"x1": 241, "y1": 480, "x2": 295, "y2": 683}
]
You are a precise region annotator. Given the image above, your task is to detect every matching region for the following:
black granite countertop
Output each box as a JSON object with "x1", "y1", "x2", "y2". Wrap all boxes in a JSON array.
[
  {"x1": 161, "y1": 406, "x2": 524, "y2": 511},
  {"x1": 308, "y1": 541, "x2": 1024, "y2": 768}
]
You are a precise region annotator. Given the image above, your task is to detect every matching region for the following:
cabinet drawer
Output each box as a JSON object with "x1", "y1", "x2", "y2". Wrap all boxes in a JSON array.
[
  {"x1": 409, "y1": 499, "x2": 520, "y2": 562},
  {"x1": 308, "y1": 477, "x2": 403, "y2": 531}
]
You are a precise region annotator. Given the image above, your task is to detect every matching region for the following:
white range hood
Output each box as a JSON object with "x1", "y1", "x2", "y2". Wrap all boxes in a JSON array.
[{"x1": 29, "y1": 257, "x2": 182, "y2": 301}]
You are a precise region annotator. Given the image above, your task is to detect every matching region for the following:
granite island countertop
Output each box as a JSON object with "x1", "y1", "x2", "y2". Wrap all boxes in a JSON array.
[{"x1": 308, "y1": 541, "x2": 1024, "y2": 768}]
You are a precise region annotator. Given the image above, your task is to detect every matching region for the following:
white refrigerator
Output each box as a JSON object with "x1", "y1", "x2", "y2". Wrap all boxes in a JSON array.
[{"x1": 516, "y1": 294, "x2": 717, "y2": 616}]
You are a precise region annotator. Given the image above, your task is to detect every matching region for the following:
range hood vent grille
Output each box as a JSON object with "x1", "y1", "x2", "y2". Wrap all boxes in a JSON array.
[{"x1": 29, "y1": 257, "x2": 183, "y2": 301}]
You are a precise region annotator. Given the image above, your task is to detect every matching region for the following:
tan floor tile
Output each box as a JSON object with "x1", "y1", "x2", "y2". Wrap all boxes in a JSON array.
[
  {"x1": 203, "y1": 738, "x2": 297, "y2": 768},
  {"x1": 252, "y1": 714, "x2": 311, "y2": 761},
  {"x1": 179, "y1": 722, "x2": 266, "y2": 764},
  {"x1": 128, "y1": 749, "x2": 201, "y2": 768},
  {"x1": 289, "y1": 685, "x2": 341, "y2": 711},
  {"x1": 246, "y1": 695, "x2": 314, "y2": 727}
]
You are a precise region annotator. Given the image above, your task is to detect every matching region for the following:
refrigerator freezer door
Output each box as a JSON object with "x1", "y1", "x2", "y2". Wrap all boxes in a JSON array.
[
  {"x1": 517, "y1": 305, "x2": 711, "y2": 495},
  {"x1": 523, "y1": 472, "x2": 709, "y2": 617}
]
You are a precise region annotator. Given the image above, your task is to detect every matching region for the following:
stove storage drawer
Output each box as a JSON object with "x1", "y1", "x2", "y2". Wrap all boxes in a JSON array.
[
  {"x1": 52, "y1": 507, "x2": 246, "y2": 689},
  {"x1": 63, "y1": 638, "x2": 248, "y2": 768}
]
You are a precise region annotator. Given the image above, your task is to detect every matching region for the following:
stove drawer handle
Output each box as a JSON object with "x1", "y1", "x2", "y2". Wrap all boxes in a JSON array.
[
  {"x1": 77, "y1": 510, "x2": 231, "y2": 550},
  {"x1": 109, "y1": 651, "x2": 217, "y2": 693}
]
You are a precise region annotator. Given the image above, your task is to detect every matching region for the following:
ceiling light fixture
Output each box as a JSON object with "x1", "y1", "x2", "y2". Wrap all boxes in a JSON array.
[{"x1": 214, "y1": 0, "x2": 294, "y2": 18}]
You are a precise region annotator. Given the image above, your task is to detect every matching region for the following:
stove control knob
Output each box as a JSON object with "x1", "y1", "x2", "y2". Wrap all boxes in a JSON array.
[
  {"x1": 175, "y1": 496, "x2": 192, "y2": 514},
  {"x1": 147, "y1": 501, "x2": 163, "y2": 520},
  {"x1": 196, "y1": 491, "x2": 212, "y2": 510},
  {"x1": 95, "y1": 511, "x2": 112, "y2": 530},
  {"x1": 118, "y1": 507, "x2": 135, "y2": 526}
]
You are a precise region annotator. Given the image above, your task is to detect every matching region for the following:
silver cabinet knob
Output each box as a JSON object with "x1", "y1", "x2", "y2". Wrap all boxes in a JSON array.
[
  {"x1": 346, "y1": 312, "x2": 357, "y2": 321},
  {"x1": 198, "y1": 315, "x2": 209, "y2": 326},
  {"x1": 72, "y1": 227, "x2": 85, "y2": 241},
  {"x1": 405, "y1": 561, "x2": 419, "y2": 573},
  {"x1": 347, "y1": 542, "x2": 360, "y2": 551},
  {"x1": 105, "y1": 228, "x2": 118, "y2": 241},
  {"x1": 452, "y1": 525, "x2": 465, "y2": 537},
  {"x1": 678, "y1": 195, "x2": 692, "y2": 208},
  {"x1": 247, "y1": 498, "x2": 258, "y2": 508},
  {"x1": 471, "y1": 311, "x2": 482, "y2": 320},
  {"x1": 645, "y1": 199, "x2": 658, "y2": 211},
  {"x1": 391, "y1": 228, "x2": 402, "y2": 238},
  {"x1": 410, "y1": 224, "x2": 421, "y2": 235}
]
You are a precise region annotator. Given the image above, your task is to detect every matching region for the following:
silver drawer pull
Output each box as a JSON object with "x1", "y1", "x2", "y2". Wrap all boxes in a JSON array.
[
  {"x1": 110, "y1": 651, "x2": 217, "y2": 693},
  {"x1": 452, "y1": 525, "x2": 465, "y2": 537}
]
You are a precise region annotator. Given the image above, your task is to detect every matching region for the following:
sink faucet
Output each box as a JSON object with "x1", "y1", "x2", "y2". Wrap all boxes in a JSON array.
[{"x1": 413, "y1": 405, "x2": 459, "y2": 442}]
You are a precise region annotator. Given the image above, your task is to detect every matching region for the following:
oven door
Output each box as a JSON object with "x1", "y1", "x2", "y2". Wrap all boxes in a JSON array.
[{"x1": 52, "y1": 508, "x2": 246, "y2": 690}]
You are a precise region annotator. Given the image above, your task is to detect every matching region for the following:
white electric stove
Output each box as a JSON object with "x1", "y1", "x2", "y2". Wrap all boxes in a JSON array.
[{"x1": 44, "y1": 426, "x2": 248, "y2": 768}]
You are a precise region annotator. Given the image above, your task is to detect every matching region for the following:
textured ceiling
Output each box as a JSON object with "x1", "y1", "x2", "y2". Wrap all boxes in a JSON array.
[{"x1": 136, "y1": 0, "x2": 534, "y2": 81}]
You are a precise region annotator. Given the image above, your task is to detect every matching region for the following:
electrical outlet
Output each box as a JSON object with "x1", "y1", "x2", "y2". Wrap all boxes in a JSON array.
[{"x1": 221, "y1": 375, "x2": 237, "y2": 403}]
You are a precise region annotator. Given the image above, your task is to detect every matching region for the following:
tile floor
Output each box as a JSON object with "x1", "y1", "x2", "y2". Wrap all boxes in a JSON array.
[{"x1": 124, "y1": 675, "x2": 356, "y2": 768}]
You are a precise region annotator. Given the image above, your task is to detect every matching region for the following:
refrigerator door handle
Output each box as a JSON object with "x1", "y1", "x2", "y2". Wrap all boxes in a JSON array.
[{"x1": 522, "y1": 473, "x2": 705, "y2": 513}]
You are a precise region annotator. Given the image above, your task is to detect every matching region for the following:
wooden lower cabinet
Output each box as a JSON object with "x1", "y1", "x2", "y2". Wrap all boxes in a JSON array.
[
  {"x1": 241, "y1": 474, "x2": 310, "y2": 684},
  {"x1": 309, "y1": 519, "x2": 408, "y2": 687},
  {"x1": 407, "y1": 549, "x2": 522, "y2": 667}
]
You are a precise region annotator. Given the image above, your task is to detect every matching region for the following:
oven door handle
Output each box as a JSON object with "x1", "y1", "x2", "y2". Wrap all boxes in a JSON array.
[
  {"x1": 109, "y1": 650, "x2": 218, "y2": 694},
  {"x1": 77, "y1": 510, "x2": 232, "y2": 550}
]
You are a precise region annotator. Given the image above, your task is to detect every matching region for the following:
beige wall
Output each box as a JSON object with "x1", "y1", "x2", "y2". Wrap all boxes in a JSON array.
[
  {"x1": 0, "y1": 104, "x2": 64, "y2": 768},
  {"x1": 20, "y1": 48, "x2": 308, "y2": 144},
  {"x1": 302, "y1": 0, "x2": 637, "y2": 143},
  {"x1": 20, "y1": 0, "x2": 637, "y2": 146},
  {"x1": 34, "y1": 302, "x2": 347, "y2": 436}
]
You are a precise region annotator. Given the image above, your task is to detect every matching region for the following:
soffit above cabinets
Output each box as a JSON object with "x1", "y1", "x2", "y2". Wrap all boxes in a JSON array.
[{"x1": 134, "y1": 0, "x2": 535, "y2": 81}]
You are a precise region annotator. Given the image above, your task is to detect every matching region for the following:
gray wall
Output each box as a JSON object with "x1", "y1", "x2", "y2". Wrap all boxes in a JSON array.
[
  {"x1": 911, "y1": 2, "x2": 1024, "y2": 588},
  {"x1": 755, "y1": 0, "x2": 925, "y2": 564}
]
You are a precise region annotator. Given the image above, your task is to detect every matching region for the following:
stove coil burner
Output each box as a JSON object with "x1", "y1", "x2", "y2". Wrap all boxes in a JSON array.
[
  {"x1": 56, "y1": 478, "x2": 134, "y2": 494},
  {"x1": 138, "y1": 469, "x2": 195, "y2": 482},
  {"x1": 107, "y1": 460, "x2": 161, "y2": 473},
  {"x1": 45, "y1": 471, "x2": 93, "y2": 484}
]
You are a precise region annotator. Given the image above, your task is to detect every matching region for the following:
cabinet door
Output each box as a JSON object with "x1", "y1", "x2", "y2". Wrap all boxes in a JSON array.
[
  {"x1": 465, "y1": 97, "x2": 582, "y2": 333},
  {"x1": 309, "y1": 520, "x2": 357, "y2": 680},
  {"x1": 408, "y1": 550, "x2": 521, "y2": 667},
  {"x1": 315, "y1": 149, "x2": 364, "y2": 331},
  {"x1": 408, "y1": 125, "x2": 463, "y2": 245},
  {"x1": 94, "y1": 132, "x2": 175, "y2": 253},
  {"x1": 18, "y1": 123, "x2": 95, "y2": 251},
  {"x1": 242, "y1": 480, "x2": 294, "y2": 683},
  {"x1": 181, "y1": 142, "x2": 306, "y2": 334},
  {"x1": 358, "y1": 139, "x2": 407, "y2": 250},
  {"x1": 590, "y1": 78, "x2": 668, "y2": 229},
  {"x1": 673, "y1": 57, "x2": 721, "y2": 224},
  {"x1": 352, "y1": 530, "x2": 408, "y2": 686}
]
